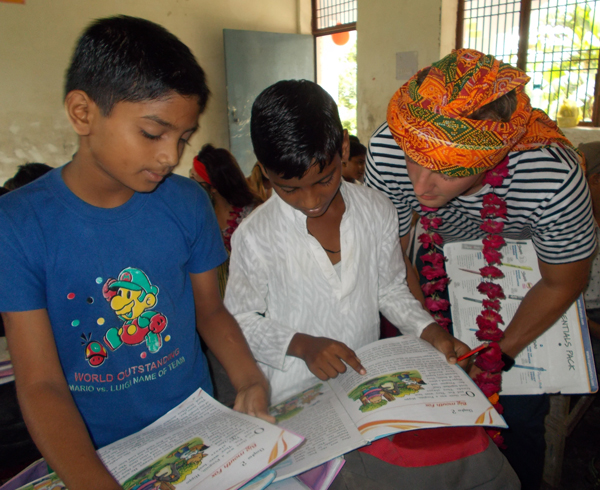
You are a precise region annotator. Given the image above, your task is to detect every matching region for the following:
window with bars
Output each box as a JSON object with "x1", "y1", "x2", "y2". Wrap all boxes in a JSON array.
[
  {"x1": 457, "y1": 0, "x2": 600, "y2": 125},
  {"x1": 312, "y1": 0, "x2": 357, "y2": 35},
  {"x1": 313, "y1": 0, "x2": 359, "y2": 133}
]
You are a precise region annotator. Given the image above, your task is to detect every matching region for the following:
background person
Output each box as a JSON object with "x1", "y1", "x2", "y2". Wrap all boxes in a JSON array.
[
  {"x1": 341, "y1": 135, "x2": 366, "y2": 183},
  {"x1": 190, "y1": 144, "x2": 262, "y2": 296},
  {"x1": 247, "y1": 162, "x2": 273, "y2": 202},
  {"x1": 3, "y1": 163, "x2": 53, "y2": 191}
]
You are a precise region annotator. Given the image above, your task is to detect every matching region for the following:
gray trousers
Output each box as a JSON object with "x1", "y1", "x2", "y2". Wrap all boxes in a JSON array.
[{"x1": 330, "y1": 438, "x2": 520, "y2": 490}]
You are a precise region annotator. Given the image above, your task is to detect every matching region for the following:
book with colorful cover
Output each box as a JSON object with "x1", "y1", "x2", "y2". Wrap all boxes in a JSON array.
[{"x1": 444, "y1": 239, "x2": 598, "y2": 395}]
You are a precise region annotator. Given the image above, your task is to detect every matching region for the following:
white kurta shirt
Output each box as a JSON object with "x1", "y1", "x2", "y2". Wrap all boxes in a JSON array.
[{"x1": 224, "y1": 181, "x2": 434, "y2": 402}]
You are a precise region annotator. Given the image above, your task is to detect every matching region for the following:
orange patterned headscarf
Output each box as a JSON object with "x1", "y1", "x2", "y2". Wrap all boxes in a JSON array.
[{"x1": 387, "y1": 49, "x2": 579, "y2": 176}]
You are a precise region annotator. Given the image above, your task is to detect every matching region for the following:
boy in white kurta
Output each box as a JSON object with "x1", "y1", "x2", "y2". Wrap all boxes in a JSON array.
[
  {"x1": 225, "y1": 178, "x2": 434, "y2": 401},
  {"x1": 224, "y1": 80, "x2": 520, "y2": 490},
  {"x1": 223, "y1": 79, "x2": 463, "y2": 404}
]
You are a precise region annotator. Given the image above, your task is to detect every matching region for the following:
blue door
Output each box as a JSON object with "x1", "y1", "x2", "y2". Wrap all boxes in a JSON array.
[{"x1": 224, "y1": 29, "x2": 314, "y2": 175}]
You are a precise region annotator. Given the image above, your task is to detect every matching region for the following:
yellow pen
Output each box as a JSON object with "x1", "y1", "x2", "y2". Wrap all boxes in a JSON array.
[{"x1": 500, "y1": 263, "x2": 533, "y2": 271}]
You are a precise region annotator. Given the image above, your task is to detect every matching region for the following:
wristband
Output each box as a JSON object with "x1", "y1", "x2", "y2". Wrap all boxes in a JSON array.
[{"x1": 501, "y1": 352, "x2": 515, "y2": 372}]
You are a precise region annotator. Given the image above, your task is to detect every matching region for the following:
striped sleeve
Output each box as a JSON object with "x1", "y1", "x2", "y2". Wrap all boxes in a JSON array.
[
  {"x1": 526, "y1": 147, "x2": 596, "y2": 264},
  {"x1": 365, "y1": 122, "x2": 415, "y2": 237},
  {"x1": 365, "y1": 123, "x2": 597, "y2": 264}
]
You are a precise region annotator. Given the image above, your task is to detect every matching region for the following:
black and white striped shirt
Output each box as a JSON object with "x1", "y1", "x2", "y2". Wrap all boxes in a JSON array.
[{"x1": 365, "y1": 122, "x2": 597, "y2": 264}]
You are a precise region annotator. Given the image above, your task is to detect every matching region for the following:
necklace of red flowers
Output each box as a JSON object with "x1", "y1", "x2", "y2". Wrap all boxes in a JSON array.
[{"x1": 417, "y1": 156, "x2": 510, "y2": 448}]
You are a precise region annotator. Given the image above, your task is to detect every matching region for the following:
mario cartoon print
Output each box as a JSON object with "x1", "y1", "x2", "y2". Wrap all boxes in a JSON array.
[
  {"x1": 81, "y1": 333, "x2": 108, "y2": 367},
  {"x1": 102, "y1": 267, "x2": 167, "y2": 354}
]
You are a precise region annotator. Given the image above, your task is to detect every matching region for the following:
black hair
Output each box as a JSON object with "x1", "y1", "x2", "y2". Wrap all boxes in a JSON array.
[
  {"x1": 65, "y1": 16, "x2": 210, "y2": 115},
  {"x1": 250, "y1": 80, "x2": 344, "y2": 179},
  {"x1": 196, "y1": 144, "x2": 259, "y2": 208},
  {"x1": 415, "y1": 67, "x2": 517, "y2": 122},
  {"x1": 3, "y1": 179, "x2": 14, "y2": 191},
  {"x1": 349, "y1": 135, "x2": 366, "y2": 159},
  {"x1": 6, "y1": 163, "x2": 53, "y2": 190}
]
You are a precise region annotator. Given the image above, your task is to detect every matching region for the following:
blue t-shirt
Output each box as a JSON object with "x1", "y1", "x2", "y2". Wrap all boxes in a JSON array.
[{"x1": 0, "y1": 167, "x2": 227, "y2": 448}]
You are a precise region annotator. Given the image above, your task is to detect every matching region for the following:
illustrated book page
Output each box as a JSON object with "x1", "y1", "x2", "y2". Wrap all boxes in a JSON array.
[
  {"x1": 97, "y1": 388, "x2": 303, "y2": 490},
  {"x1": 270, "y1": 336, "x2": 505, "y2": 481},
  {"x1": 269, "y1": 382, "x2": 362, "y2": 481},
  {"x1": 10, "y1": 388, "x2": 304, "y2": 490},
  {"x1": 328, "y1": 336, "x2": 506, "y2": 439}
]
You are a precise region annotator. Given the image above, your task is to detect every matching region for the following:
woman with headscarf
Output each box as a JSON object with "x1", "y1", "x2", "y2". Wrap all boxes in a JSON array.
[
  {"x1": 190, "y1": 145, "x2": 262, "y2": 407},
  {"x1": 191, "y1": 145, "x2": 262, "y2": 296}
]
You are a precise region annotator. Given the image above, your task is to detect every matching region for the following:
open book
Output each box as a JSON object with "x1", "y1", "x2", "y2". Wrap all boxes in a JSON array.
[
  {"x1": 444, "y1": 239, "x2": 598, "y2": 395},
  {"x1": 269, "y1": 336, "x2": 506, "y2": 481},
  {"x1": 7, "y1": 389, "x2": 303, "y2": 490},
  {"x1": 5, "y1": 338, "x2": 502, "y2": 490}
]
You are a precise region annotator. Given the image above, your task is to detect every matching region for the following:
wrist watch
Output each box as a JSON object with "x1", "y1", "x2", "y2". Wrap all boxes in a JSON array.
[{"x1": 501, "y1": 352, "x2": 515, "y2": 372}]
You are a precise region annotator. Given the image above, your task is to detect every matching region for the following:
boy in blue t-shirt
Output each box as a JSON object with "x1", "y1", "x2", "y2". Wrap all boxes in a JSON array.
[{"x1": 0, "y1": 16, "x2": 271, "y2": 490}]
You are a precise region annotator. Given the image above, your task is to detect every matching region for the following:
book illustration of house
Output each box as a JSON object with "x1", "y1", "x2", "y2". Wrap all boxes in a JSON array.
[{"x1": 348, "y1": 371, "x2": 426, "y2": 413}]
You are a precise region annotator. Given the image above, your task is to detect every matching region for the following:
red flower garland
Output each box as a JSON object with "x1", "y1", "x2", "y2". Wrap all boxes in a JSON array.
[
  {"x1": 418, "y1": 212, "x2": 452, "y2": 331},
  {"x1": 417, "y1": 156, "x2": 510, "y2": 447}
]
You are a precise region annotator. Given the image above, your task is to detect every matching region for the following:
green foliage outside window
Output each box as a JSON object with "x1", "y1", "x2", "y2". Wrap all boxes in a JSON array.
[
  {"x1": 526, "y1": 2, "x2": 600, "y2": 121},
  {"x1": 338, "y1": 37, "x2": 358, "y2": 134}
]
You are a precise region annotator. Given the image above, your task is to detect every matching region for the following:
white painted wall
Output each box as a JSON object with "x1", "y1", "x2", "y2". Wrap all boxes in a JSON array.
[
  {"x1": 0, "y1": 0, "x2": 311, "y2": 184},
  {"x1": 356, "y1": 0, "x2": 444, "y2": 143},
  {"x1": 440, "y1": 0, "x2": 458, "y2": 58}
]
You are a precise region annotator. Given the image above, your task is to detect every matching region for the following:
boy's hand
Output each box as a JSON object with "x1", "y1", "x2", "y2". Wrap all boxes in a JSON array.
[
  {"x1": 420, "y1": 323, "x2": 471, "y2": 369},
  {"x1": 288, "y1": 333, "x2": 366, "y2": 380},
  {"x1": 233, "y1": 378, "x2": 275, "y2": 424},
  {"x1": 190, "y1": 270, "x2": 274, "y2": 424}
]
